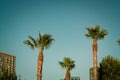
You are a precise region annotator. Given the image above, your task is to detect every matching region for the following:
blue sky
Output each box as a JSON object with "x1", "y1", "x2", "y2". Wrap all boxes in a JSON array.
[{"x1": 0, "y1": 0, "x2": 120, "y2": 80}]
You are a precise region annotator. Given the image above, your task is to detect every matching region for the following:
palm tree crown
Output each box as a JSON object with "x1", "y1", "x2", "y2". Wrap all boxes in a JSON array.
[
  {"x1": 59, "y1": 57, "x2": 75, "y2": 71},
  {"x1": 24, "y1": 33, "x2": 54, "y2": 50},
  {"x1": 85, "y1": 25, "x2": 108, "y2": 40}
]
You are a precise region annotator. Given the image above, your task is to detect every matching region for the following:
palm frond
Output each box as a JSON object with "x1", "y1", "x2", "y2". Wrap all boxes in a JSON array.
[
  {"x1": 24, "y1": 40, "x2": 35, "y2": 49},
  {"x1": 85, "y1": 27, "x2": 92, "y2": 38},
  {"x1": 85, "y1": 34, "x2": 91, "y2": 38},
  {"x1": 42, "y1": 34, "x2": 54, "y2": 50},
  {"x1": 59, "y1": 62, "x2": 65, "y2": 68},
  {"x1": 28, "y1": 36, "x2": 37, "y2": 47},
  {"x1": 95, "y1": 25, "x2": 100, "y2": 33},
  {"x1": 98, "y1": 29, "x2": 108, "y2": 40},
  {"x1": 86, "y1": 26, "x2": 97, "y2": 39},
  {"x1": 37, "y1": 33, "x2": 42, "y2": 48}
]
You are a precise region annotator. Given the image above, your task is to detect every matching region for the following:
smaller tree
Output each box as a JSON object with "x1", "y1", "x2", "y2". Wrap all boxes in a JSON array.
[
  {"x1": 59, "y1": 57, "x2": 75, "y2": 80},
  {"x1": 99, "y1": 55, "x2": 120, "y2": 80}
]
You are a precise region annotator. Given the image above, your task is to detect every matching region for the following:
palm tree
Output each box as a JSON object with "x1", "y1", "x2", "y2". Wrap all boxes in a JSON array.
[
  {"x1": 24, "y1": 33, "x2": 54, "y2": 80},
  {"x1": 85, "y1": 25, "x2": 108, "y2": 80},
  {"x1": 59, "y1": 57, "x2": 75, "y2": 80}
]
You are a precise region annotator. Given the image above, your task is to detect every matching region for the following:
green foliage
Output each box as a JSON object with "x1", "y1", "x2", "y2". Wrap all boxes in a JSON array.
[
  {"x1": 99, "y1": 55, "x2": 120, "y2": 80},
  {"x1": 0, "y1": 68, "x2": 17, "y2": 80},
  {"x1": 85, "y1": 25, "x2": 108, "y2": 40},
  {"x1": 59, "y1": 57, "x2": 75, "y2": 71},
  {"x1": 37, "y1": 33, "x2": 54, "y2": 50},
  {"x1": 24, "y1": 33, "x2": 54, "y2": 50}
]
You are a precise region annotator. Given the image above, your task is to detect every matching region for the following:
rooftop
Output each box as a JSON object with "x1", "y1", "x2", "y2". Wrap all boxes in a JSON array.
[{"x1": 0, "y1": 51, "x2": 16, "y2": 57}]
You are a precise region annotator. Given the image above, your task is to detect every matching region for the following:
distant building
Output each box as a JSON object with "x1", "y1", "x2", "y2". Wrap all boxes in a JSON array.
[
  {"x1": 71, "y1": 77, "x2": 80, "y2": 80},
  {"x1": 60, "y1": 76, "x2": 80, "y2": 80},
  {"x1": 0, "y1": 52, "x2": 16, "y2": 74}
]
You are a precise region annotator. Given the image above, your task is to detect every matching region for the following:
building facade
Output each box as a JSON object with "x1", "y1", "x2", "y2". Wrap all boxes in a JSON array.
[{"x1": 0, "y1": 52, "x2": 16, "y2": 74}]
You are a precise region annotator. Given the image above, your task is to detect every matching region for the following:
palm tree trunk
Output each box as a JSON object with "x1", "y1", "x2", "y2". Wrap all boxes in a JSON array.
[
  {"x1": 65, "y1": 70, "x2": 70, "y2": 80},
  {"x1": 37, "y1": 50, "x2": 43, "y2": 80},
  {"x1": 92, "y1": 39, "x2": 98, "y2": 80}
]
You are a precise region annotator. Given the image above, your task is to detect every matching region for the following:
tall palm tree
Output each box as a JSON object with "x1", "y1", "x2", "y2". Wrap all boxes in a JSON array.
[
  {"x1": 24, "y1": 33, "x2": 54, "y2": 80},
  {"x1": 59, "y1": 57, "x2": 75, "y2": 80},
  {"x1": 85, "y1": 25, "x2": 108, "y2": 80}
]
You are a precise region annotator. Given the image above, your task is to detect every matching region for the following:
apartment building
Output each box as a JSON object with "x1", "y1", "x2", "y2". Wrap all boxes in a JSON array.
[{"x1": 0, "y1": 52, "x2": 16, "y2": 74}]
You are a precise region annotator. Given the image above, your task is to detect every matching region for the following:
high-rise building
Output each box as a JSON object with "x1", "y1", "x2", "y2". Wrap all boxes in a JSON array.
[{"x1": 0, "y1": 52, "x2": 16, "y2": 74}]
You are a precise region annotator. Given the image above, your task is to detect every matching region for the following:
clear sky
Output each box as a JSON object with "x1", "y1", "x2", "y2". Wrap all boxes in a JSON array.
[{"x1": 0, "y1": 0, "x2": 120, "y2": 80}]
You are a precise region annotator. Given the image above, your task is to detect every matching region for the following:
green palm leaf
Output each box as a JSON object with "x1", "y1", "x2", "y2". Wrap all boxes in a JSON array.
[
  {"x1": 28, "y1": 36, "x2": 37, "y2": 47},
  {"x1": 24, "y1": 40, "x2": 35, "y2": 49}
]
